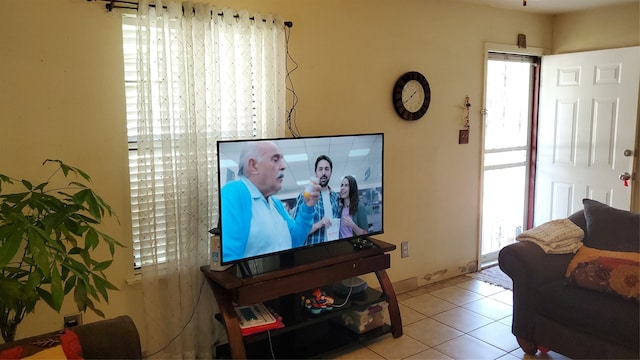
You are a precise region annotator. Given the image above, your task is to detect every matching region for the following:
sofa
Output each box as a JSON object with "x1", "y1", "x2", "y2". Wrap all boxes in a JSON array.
[
  {"x1": 0, "y1": 315, "x2": 141, "y2": 359},
  {"x1": 499, "y1": 198, "x2": 639, "y2": 359}
]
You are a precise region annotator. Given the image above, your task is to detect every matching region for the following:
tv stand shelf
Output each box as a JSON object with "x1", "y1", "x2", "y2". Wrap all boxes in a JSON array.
[{"x1": 200, "y1": 238, "x2": 402, "y2": 359}]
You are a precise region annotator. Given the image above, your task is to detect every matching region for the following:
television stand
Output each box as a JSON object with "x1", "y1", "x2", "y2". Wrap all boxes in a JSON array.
[{"x1": 200, "y1": 237, "x2": 402, "y2": 359}]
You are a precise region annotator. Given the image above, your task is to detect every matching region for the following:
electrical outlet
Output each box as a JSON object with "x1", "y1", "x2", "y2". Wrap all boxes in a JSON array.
[
  {"x1": 64, "y1": 313, "x2": 82, "y2": 328},
  {"x1": 401, "y1": 241, "x2": 409, "y2": 258}
]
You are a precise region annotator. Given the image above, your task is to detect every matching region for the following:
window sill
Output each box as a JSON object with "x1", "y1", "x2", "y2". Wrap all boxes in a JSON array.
[{"x1": 126, "y1": 273, "x2": 142, "y2": 285}]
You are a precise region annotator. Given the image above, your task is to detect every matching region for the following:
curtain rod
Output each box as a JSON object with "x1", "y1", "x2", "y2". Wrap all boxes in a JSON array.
[{"x1": 87, "y1": 0, "x2": 293, "y2": 27}]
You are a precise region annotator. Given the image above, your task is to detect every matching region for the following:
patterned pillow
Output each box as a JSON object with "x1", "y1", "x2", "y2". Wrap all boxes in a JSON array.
[
  {"x1": 566, "y1": 245, "x2": 640, "y2": 301},
  {"x1": 0, "y1": 329, "x2": 82, "y2": 360}
]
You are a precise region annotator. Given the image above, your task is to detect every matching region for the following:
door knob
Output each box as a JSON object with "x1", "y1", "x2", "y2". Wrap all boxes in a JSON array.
[
  {"x1": 623, "y1": 149, "x2": 633, "y2": 157},
  {"x1": 619, "y1": 172, "x2": 631, "y2": 181}
]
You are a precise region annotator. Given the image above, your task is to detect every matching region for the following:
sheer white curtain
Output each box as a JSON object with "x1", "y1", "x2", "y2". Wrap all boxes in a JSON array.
[{"x1": 129, "y1": 0, "x2": 285, "y2": 357}]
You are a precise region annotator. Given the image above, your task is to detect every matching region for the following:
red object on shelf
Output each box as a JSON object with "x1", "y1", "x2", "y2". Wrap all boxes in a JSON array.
[{"x1": 240, "y1": 316, "x2": 284, "y2": 336}]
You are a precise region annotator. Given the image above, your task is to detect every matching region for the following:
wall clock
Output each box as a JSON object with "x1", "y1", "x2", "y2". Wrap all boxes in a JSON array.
[{"x1": 392, "y1": 71, "x2": 431, "y2": 121}]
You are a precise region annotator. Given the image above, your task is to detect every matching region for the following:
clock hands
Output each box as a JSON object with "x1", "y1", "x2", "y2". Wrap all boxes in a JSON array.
[{"x1": 403, "y1": 90, "x2": 418, "y2": 105}]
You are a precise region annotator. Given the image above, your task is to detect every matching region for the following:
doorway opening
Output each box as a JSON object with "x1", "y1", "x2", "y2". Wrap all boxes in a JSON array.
[{"x1": 480, "y1": 52, "x2": 540, "y2": 267}]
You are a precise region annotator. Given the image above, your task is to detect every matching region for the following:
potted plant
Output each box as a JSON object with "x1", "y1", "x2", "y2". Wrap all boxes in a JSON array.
[{"x1": 0, "y1": 160, "x2": 123, "y2": 342}]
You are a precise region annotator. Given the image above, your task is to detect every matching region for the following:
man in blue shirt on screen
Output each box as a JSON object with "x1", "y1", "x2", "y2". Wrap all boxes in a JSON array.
[
  {"x1": 293, "y1": 155, "x2": 340, "y2": 245},
  {"x1": 221, "y1": 141, "x2": 320, "y2": 263}
]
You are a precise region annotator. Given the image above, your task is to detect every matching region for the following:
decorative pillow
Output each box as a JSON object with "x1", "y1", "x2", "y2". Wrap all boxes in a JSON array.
[
  {"x1": 0, "y1": 345, "x2": 24, "y2": 359},
  {"x1": 566, "y1": 245, "x2": 640, "y2": 301},
  {"x1": 582, "y1": 198, "x2": 640, "y2": 252},
  {"x1": 0, "y1": 330, "x2": 82, "y2": 360},
  {"x1": 59, "y1": 330, "x2": 82, "y2": 360}
]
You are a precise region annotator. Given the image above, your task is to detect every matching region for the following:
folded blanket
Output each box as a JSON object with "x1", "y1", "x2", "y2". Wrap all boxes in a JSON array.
[{"x1": 516, "y1": 218, "x2": 584, "y2": 254}]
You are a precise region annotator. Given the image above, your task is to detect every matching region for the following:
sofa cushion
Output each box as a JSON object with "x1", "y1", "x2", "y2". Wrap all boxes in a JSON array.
[
  {"x1": 582, "y1": 199, "x2": 640, "y2": 252},
  {"x1": 537, "y1": 279, "x2": 640, "y2": 351},
  {"x1": 565, "y1": 245, "x2": 640, "y2": 301}
]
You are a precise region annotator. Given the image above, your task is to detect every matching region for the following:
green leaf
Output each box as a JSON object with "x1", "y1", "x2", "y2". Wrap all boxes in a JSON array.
[
  {"x1": 68, "y1": 181, "x2": 88, "y2": 189},
  {"x1": 1, "y1": 192, "x2": 30, "y2": 204},
  {"x1": 0, "y1": 277, "x2": 24, "y2": 308},
  {"x1": 20, "y1": 180, "x2": 33, "y2": 191},
  {"x1": 68, "y1": 247, "x2": 83, "y2": 255},
  {"x1": 33, "y1": 182, "x2": 48, "y2": 192},
  {"x1": 93, "y1": 274, "x2": 118, "y2": 293},
  {"x1": 85, "y1": 300, "x2": 105, "y2": 318},
  {"x1": 63, "y1": 276, "x2": 76, "y2": 295},
  {"x1": 0, "y1": 231, "x2": 23, "y2": 268},
  {"x1": 72, "y1": 189, "x2": 102, "y2": 221},
  {"x1": 61, "y1": 258, "x2": 90, "y2": 281},
  {"x1": 37, "y1": 288, "x2": 55, "y2": 311},
  {"x1": 26, "y1": 227, "x2": 51, "y2": 277},
  {"x1": 92, "y1": 260, "x2": 113, "y2": 272},
  {"x1": 50, "y1": 267, "x2": 63, "y2": 311},
  {"x1": 73, "y1": 281, "x2": 88, "y2": 312},
  {"x1": 25, "y1": 268, "x2": 44, "y2": 290},
  {"x1": 85, "y1": 228, "x2": 99, "y2": 250}
]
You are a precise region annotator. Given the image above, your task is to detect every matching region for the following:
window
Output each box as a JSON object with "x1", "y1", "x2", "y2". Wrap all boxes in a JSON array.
[{"x1": 121, "y1": 9, "x2": 286, "y2": 269}]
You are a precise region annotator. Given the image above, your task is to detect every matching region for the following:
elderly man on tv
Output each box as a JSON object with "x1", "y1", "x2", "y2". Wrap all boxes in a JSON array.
[{"x1": 221, "y1": 141, "x2": 321, "y2": 262}]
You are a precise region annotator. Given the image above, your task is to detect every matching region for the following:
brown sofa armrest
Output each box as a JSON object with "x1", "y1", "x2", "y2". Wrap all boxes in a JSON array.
[
  {"x1": 73, "y1": 315, "x2": 142, "y2": 359},
  {"x1": 498, "y1": 210, "x2": 586, "y2": 342},
  {"x1": 0, "y1": 316, "x2": 141, "y2": 359},
  {"x1": 499, "y1": 241, "x2": 574, "y2": 286},
  {"x1": 499, "y1": 241, "x2": 575, "y2": 341},
  {"x1": 499, "y1": 209, "x2": 585, "y2": 286}
]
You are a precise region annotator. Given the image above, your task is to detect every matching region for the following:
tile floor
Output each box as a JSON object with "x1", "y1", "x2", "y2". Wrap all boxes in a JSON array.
[{"x1": 326, "y1": 275, "x2": 572, "y2": 360}]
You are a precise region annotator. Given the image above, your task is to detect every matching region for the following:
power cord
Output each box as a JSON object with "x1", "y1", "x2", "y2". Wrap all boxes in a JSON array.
[
  {"x1": 331, "y1": 284, "x2": 353, "y2": 308},
  {"x1": 267, "y1": 330, "x2": 275, "y2": 360},
  {"x1": 284, "y1": 23, "x2": 301, "y2": 138},
  {"x1": 144, "y1": 275, "x2": 206, "y2": 358}
]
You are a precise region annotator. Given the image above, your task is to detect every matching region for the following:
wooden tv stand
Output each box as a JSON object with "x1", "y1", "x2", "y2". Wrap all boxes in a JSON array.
[{"x1": 200, "y1": 237, "x2": 402, "y2": 359}]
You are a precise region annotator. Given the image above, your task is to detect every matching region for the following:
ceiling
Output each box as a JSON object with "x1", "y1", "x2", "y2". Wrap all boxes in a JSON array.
[{"x1": 454, "y1": 0, "x2": 638, "y2": 14}]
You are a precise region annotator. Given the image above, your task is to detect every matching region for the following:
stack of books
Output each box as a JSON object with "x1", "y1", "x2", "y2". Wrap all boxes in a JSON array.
[{"x1": 235, "y1": 303, "x2": 284, "y2": 336}]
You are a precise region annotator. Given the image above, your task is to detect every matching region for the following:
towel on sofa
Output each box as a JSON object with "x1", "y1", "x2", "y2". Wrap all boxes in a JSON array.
[{"x1": 516, "y1": 218, "x2": 584, "y2": 254}]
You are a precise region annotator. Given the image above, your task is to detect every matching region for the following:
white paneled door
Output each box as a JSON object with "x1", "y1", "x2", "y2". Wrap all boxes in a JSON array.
[{"x1": 534, "y1": 47, "x2": 640, "y2": 225}]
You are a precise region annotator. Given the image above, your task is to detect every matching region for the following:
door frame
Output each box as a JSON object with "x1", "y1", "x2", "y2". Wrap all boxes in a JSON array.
[{"x1": 478, "y1": 43, "x2": 548, "y2": 267}]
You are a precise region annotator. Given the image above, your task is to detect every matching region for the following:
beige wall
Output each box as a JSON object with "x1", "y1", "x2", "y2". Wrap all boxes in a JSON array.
[
  {"x1": 1, "y1": 0, "x2": 637, "y2": 348},
  {"x1": 552, "y1": 3, "x2": 640, "y2": 54}
]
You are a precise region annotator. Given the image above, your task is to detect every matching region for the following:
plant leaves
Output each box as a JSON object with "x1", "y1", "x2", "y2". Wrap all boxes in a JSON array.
[
  {"x1": 0, "y1": 230, "x2": 23, "y2": 268},
  {"x1": 20, "y1": 180, "x2": 33, "y2": 191},
  {"x1": 37, "y1": 288, "x2": 55, "y2": 311},
  {"x1": 26, "y1": 227, "x2": 51, "y2": 277},
  {"x1": 85, "y1": 228, "x2": 99, "y2": 251},
  {"x1": 92, "y1": 260, "x2": 113, "y2": 272},
  {"x1": 1, "y1": 160, "x2": 119, "y2": 326},
  {"x1": 50, "y1": 267, "x2": 63, "y2": 311}
]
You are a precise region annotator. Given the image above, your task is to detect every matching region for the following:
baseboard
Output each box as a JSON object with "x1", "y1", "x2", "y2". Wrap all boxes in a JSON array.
[{"x1": 391, "y1": 277, "x2": 418, "y2": 294}]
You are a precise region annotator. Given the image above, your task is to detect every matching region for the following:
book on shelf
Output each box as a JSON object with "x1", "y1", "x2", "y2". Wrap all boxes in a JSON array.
[{"x1": 235, "y1": 302, "x2": 284, "y2": 336}]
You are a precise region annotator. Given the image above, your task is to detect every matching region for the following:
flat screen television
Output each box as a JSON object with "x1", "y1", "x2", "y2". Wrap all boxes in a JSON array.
[{"x1": 216, "y1": 133, "x2": 383, "y2": 268}]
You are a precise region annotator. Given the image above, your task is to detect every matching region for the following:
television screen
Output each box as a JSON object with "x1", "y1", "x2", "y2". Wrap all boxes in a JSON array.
[{"x1": 217, "y1": 133, "x2": 383, "y2": 265}]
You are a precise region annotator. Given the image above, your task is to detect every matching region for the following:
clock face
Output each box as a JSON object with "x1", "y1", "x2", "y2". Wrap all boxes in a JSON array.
[
  {"x1": 402, "y1": 80, "x2": 426, "y2": 113},
  {"x1": 392, "y1": 71, "x2": 431, "y2": 121}
]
